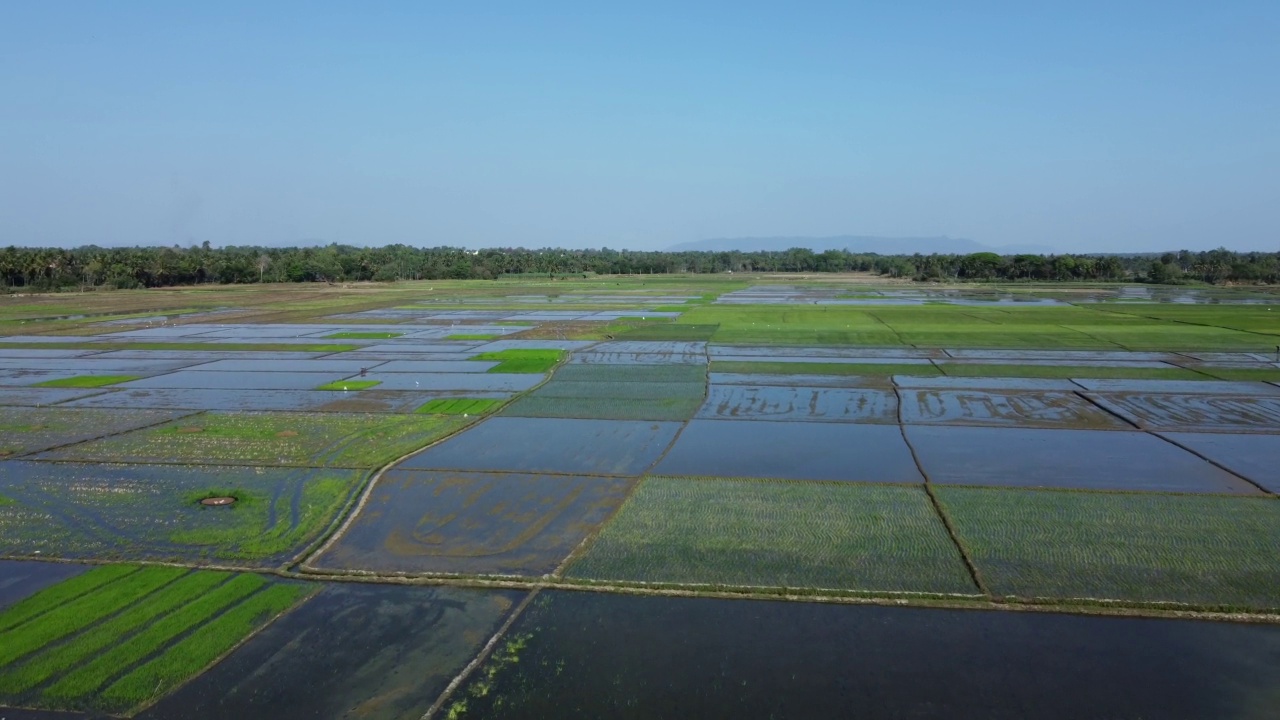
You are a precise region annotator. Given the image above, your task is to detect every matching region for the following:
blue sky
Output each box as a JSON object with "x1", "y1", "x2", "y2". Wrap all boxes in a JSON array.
[{"x1": 1, "y1": 2, "x2": 1276, "y2": 252}]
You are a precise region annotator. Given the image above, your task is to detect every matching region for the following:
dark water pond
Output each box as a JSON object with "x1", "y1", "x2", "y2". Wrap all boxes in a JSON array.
[
  {"x1": 141, "y1": 584, "x2": 523, "y2": 720},
  {"x1": 448, "y1": 591, "x2": 1280, "y2": 720},
  {"x1": 0, "y1": 559, "x2": 88, "y2": 610}
]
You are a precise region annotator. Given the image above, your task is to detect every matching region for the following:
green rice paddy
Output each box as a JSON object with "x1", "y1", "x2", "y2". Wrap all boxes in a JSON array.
[
  {"x1": 937, "y1": 488, "x2": 1280, "y2": 609},
  {"x1": 316, "y1": 379, "x2": 382, "y2": 391},
  {"x1": 415, "y1": 398, "x2": 506, "y2": 415},
  {"x1": 33, "y1": 375, "x2": 141, "y2": 388},
  {"x1": 38, "y1": 412, "x2": 470, "y2": 468},
  {"x1": 472, "y1": 348, "x2": 565, "y2": 373},
  {"x1": 568, "y1": 477, "x2": 976, "y2": 595},
  {"x1": 323, "y1": 331, "x2": 403, "y2": 339}
]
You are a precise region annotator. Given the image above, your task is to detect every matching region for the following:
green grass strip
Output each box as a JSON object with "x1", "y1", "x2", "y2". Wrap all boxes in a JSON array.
[
  {"x1": 33, "y1": 375, "x2": 140, "y2": 388},
  {"x1": 0, "y1": 571, "x2": 231, "y2": 695},
  {"x1": 41, "y1": 573, "x2": 269, "y2": 704},
  {"x1": 0, "y1": 565, "x2": 142, "y2": 634},
  {"x1": 323, "y1": 331, "x2": 403, "y2": 339},
  {"x1": 415, "y1": 398, "x2": 504, "y2": 415},
  {"x1": 98, "y1": 583, "x2": 307, "y2": 712},
  {"x1": 0, "y1": 567, "x2": 187, "y2": 669},
  {"x1": 711, "y1": 360, "x2": 941, "y2": 377},
  {"x1": 315, "y1": 379, "x2": 381, "y2": 391},
  {"x1": 445, "y1": 333, "x2": 499, "y2": 340},
  {"x1": 1199, "y1": 367, "x2": 1280, "y2": 382},
  {"x1": 472, "y1": 348, "x2": 565, "y2": 373}
]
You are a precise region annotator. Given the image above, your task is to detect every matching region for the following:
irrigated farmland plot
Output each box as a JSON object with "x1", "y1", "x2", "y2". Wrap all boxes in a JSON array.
[
  {"x1": 937, "y1": 488, "x2": 1280, "y2": 608},
  {"x1": 0, "y1": 462, "x2": 366, "y2": 563},
  {"x1": 1158, "y1": 433, "x2": 1280, "y2": 493},
  {"x1": 501, "y1": 378, "x2": 706, "y2": 421},
  {"x1": 1085, "y1": 393, "x2": 1280, "y2": 432},
  {"x1": 898, "y1": 389, "x2": 1129, "y2": 429},
  {"x1": 696, "y1": 385, "x2": 897, "y2": 423},
  {"x1": 568, "y1": 477, "x2": 975, "y2": 594},
  {"x1": 139, "y1": 584, "x2": 522, "y2": 720},
  {"x1": 0, "y1": 560, "x2": 88, "y2": 610},
  {"x1": 37, "y1": 411, "x2": 470, "y2": 468},
  {"x1": 311, "y1": 470, "x2": 635, "y2": 576},
  {"x1": 653, "y1": 420, "x2": 924, "y2": 482},
  {"x1": 0, "y1": 407, "x2": 195, "y2": 457},
  {"x1": 403, "y1": 417, "x2": 683, "y2": 476},
  {"x1": 905, "y1": 426, "x2": 1257, "y2": 493},
  {"x1": 0, "y1": 566, "x2": 310, "y2": 714}
]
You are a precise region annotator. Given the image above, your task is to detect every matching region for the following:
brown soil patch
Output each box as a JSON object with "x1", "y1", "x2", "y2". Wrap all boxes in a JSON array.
[
  {"x1": 275, "y1": 430, "x2": 299, "y2": 437},
  {"x1": 511, "y1": 320, "x2": 609, "y2": 340},
  {"x1": 200, "y1": 496, "x2": 237, "y2": 506},
  {"x1": 175, "y1": 426, "x2": 205, "y2": 434}
]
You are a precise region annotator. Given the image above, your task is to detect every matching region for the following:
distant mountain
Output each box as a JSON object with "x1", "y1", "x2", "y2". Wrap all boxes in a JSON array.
[{"x1": 666, "y1": 236, "x2": 1054, "y2": 256}]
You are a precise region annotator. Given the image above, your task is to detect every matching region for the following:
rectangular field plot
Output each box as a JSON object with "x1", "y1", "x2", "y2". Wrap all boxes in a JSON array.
[
  {"x1": 0, "y1": 566, "x2": 310, "y2": 715},
  {"x1": 1086, "y1": 393, "x2": 1280, "y2": 433},
  {"x1": 1160, "y1": 433, "x2": 1280, "y2": 492},
  {"x1": 697, "y1": 385, "x2": 897, "y2": 423},
  {"x1": 501, "y1": 395, "x2": 704, "y2": 421},
  {"x1": 937, "y1": 488, "x2": 1280, "y2": 608},
  {"x1": 402, "y1": 417, "x2": 683, "y2": 476},
  {"x1": 905, "y1": 426, "x2": 1257, "y2": 493},
  {"x1": 120, "y1": 370, "x2": 343, "y2": 390},
  {"x1": 0, "y1": 462, "x2": 366, "y2": 564},
  {"x1": 710, "y1": 372, "x2": 891, "y2": 388},
  {"x1": 0, "y1": 387, "x2": 111, "y2": 407},
  {"x1": 311, "y1": 471, "x2": 635, "y2": 575},
  {"x1": 0, "y1": 407, "x2": 194, "y2": 457},
  {"x1": 1071, "y1": 379, "x2": 1280, "y2": 395},
  {"x1": 443, "y1": 592, "x2": 1280, "y2": 720},
  {"x1": 63, "y1": 387, "x2": 341, "y2": 412},
  {"x1": 552, "y1": 364, "x2": 706, "y2": 384},
  {"x1": 652, "y1": 420, "x2": 924, "y2": 483},
  {"x1": 36, "y1": 411, "x2": 470, "y2": 468},
  {"x1": 899, "y1": 390, "x2": 1128, "y2": 430},
  {"x1": 568, "y1": 477, "x2": 974, "y2": 593},
  {"x1": 892, "y1": 375, "x2": 1083, "y2": 391},
  {"x1": 139, "y1": 584, "x2": 523, "y2": 720}
]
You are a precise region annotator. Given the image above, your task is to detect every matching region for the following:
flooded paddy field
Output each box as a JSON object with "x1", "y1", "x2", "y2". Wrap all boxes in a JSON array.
[
  {"x1": 444, "y1": 591, "x2": 1280, "y2": 720},
  {"x1": 3, "y1": 279, "x2": 1280, "y2": 717},
  {"x1": 310, "y1": 470, "x2": 635, "y2": 575},
  {"x1": 0, "y1": 462, "x2": 368, "y2": 564}
]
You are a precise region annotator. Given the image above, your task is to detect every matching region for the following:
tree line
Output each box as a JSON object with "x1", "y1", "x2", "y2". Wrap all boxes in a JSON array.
[{"x1": 1, "y1": 243, "x2": 1276, "y2": 292}]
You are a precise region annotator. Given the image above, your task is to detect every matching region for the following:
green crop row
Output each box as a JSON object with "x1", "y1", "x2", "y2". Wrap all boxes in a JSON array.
[
  {"x1": 33, "y1": 375, "x2": 140, "y2": 388},
  {"x1": 316, "y1": 379, "x2": 381, "y2": 391},
  {"x1": 0, "y1": 571, "x2": 230, "y2": 695},
  {"x1": 0, "y1": 565, "x2": 141, "y2": 634},
  {"x1": 0, "y1": 566, "x2": 187, "y2": 668},
  {"x1": 472, "y1": 349, "x2": 564, "y2": 373},
  {"x1": 98, "y1": 583, "x2": 308, "y2": 712},
  {"x1": 41, "y1": 573, "x2": 270, "y2": 705},
  {"x1": 416, "y1": 398, "x2": 505, "y2": 415}
]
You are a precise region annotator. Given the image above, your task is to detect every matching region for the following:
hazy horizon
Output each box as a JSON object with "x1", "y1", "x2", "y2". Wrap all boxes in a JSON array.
[{"x1": 2, "y1": 3, "x2": 1276, "y2": 253}]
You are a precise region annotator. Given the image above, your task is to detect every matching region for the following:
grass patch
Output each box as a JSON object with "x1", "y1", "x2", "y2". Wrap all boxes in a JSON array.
[
  {"x1": 323, "y1": 331, "x2": 403, "y2": 339},
  {"x1": 446, "y1": 333, "x2": 500, "y2": 340},
  {"x1": 568, "y1": 477, "x2": 975, "y2": 594},
  {"x1": 415, "y1": 398, "x2": 505, "y2": 415},
  {"x1": 0, "y1": 571, "x2": 231, "y2": 696},
  {"x1": 937, "y1": 488, "x2": 1280, "y2": 608},
  {"x1": 97, "y1": 582, "x2": 308, "y2": 712},
  {"x1": 316, "y1": 379, "x2": 382, "y2": 391},
  {"x1": 40, "y1": 411, "x2": 470, "y2": 468},
  {"x1": 0, "y1": 565, "x2": 141, "y2": 634},
  {"x1": 710, "y1": 360, "x2": 940, "y2": 377},
  {"x1": 38, "y1": 573, "x2": 277, "y2": 709},
  {"x1": 0, "y1": 566, "x2": 187, "y2": 669},
  {"x1": 33, "y1": 375, "x2": 140, "y2": 388},
  {"x1": 472, "y1": 349, "x2": 565, "y2": 373}
]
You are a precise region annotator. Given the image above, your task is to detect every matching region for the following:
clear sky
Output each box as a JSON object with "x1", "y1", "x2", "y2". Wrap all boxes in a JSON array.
[{"x1": 1, "y1": 2, "x2": 1276, "y2": 252}]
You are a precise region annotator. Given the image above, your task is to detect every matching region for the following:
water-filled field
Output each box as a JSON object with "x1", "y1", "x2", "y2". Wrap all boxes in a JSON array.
[{"x1": 2, "y1": 277, "x2": 1278, "y2": 718}]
